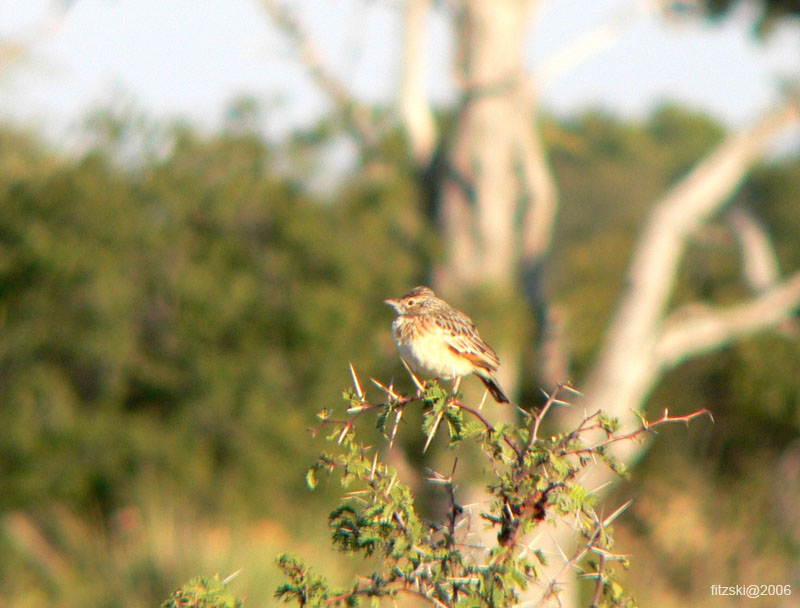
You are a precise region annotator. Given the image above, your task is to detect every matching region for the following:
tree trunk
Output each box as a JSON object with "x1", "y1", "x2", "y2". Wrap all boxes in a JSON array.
[{"x1": 435, "y1": 0, "x2": 558, "y2": 401}]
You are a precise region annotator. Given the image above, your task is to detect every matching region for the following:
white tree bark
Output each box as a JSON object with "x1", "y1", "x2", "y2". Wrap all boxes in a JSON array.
[
  {"x1": 727, "y1": 204, "x2": 799, "y2": 336},
  {"x1": 728, "y1": 205, "x2": 781, "y2": 291},
  {"x1": 436, "y1": 0, "x2": 540, "y2": 292},
  {"x1": 519, "y1": 91, "x2": 559, "y2": 272},
  {"x1": 533, "y1": 2, "x2": 640, "y2": 87},
  {"x1": 533, "y1": 96, "x2": 800, "y2": 607},
  {"x1": 400, "y1": 0, "x2": 437, "y2": 167},
  {"x1": 581, "y1": 97, "x2": 800, "y2": 432}
]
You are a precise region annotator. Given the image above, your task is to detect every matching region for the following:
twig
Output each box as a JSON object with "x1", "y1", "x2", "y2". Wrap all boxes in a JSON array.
[
  {"x1": 530, "y1": 383, "x2": 574, "y2": 448},
  {"x1": 259, "y1": 0, "x2": 378, "y2": 151},
  {"x1": 453, "y1": 399, "x2": 523, "y2": 459},
  {"x1": 589, "y1": 553, "x2": 606, "y2": 608},
  {"x1": 562, "y1": 408, "x2": 714, "y2": 457},
  {"x1": 527, "y1": 525, "x2": 604, "y2": 608}
]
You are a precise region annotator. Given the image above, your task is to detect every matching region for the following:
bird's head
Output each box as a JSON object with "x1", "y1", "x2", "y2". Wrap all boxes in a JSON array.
[{"x1": 384, "y1": 286, "x2": 437, "y2": 316}]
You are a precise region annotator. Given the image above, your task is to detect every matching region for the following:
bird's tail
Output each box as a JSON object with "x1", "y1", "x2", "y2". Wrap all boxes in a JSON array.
[{"x1": 478, "y1": 373, "x2": 510, "y2": 404}]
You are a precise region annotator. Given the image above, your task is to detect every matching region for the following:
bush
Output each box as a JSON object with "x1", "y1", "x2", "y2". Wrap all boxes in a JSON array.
[{"x1": 266, "y1": 368, "x2": 711, "y2": 607}]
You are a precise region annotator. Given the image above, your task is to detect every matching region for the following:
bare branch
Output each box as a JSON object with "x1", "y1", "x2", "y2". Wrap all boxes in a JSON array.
[
  {"x1": 536, "y1": 305, "x2": 572, "y2": 390},
  {"x1": 530, "y1": 383, "x2": 574, "y2": 447},
  {"x1": 584, "y1": 92, "x2": 800, "y2": 421},
  {"x1": 626, "y1": 97, "x2": 800, "y2": 310},
  {"x1": 260, "y1": 0, "x2": 378, "y2": 149},
  {"x1": 0, "y1": 0, "x2": 76, "y2": 75},
  {"x1": 401, "y1": 0, "x2": 437, "y2": 166},
  {"x1": 656, "y1": 271, "x2": 800, "y2": 368},
  {"x1": 562, "y1": 408, "x2": 714, "y2": 457},
  {"x1": 530, "y1": 524, "x2": 603, "y2": 608},
  {"x1": 519, "y1": 100, "x2": 559, "y2": 266},
  {"x1": 727, "y1": 204, "x2": 781, "y2": 292},
  {"x1": 533, "y1": 3, "x2": 641, "y2": 87},
  {"x1": 725, "y1": 204, "x2": 799, "y2": 335},
  {"x1": 588, "y1": 553, "x2": 606, "y2": 608}
]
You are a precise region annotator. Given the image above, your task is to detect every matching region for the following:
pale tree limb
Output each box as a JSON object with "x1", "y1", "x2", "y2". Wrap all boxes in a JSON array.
[
  {"x1": 537, "y1": 304, "x2": 571, "y2": 391},
  {"x1": 516, "y1": 82, "x2": 565, "y2": 389},
  {"x1": 0, "y1": 0, "x2": 76, "y2": 75},
  {"x1": 533, "y1": 2, "x2": 641, "y2": 88},
  {"x1": 521, "y1": 1, "x2": 656, "y2": 391},
  {"x1": 583, "y1": 93, "x2": 800, "y2": 427},
  {"x1": 518, "y1": 87, "x2": 559, "y2": 270},
  {"x1": 401, "y1": 0, "x2": 437, "y2": 167},
  {"x1": 727, "y1": 203, "x2": 799, "y2": 335},
  {"x1": 727, "y1": 204, "x2": 781, "y2": 292},
  {"x1": 436, "y1": 0, "x2": 539, "y2": 292},
  {"x1": 537, "y1": 92, "x2": 800, "y2": 608},
  {"x1": 656, "y1": 271, "x2": 800, "y2": 368},
  {"x1": 259, "y1": 0, "x2": 378, "y2": 150}
]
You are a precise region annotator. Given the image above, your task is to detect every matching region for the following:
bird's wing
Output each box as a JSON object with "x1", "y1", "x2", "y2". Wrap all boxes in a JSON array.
[{"x1": 435, "y1": 312, "x2": 500, "y2": 372}]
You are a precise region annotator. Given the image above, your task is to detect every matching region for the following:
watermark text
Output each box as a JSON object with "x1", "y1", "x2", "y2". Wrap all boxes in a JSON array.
[{"x1": 711, "y1": 584, "x2": 791, "y2": 598}]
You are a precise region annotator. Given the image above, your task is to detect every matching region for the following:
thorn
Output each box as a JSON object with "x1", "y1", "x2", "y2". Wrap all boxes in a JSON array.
[
  {"x1": 586, "y1": 480, "x2": 612, "y2": 496},
  {"x1": 349, "y1": 363, "x2": 364, "y2": 400},
  {"x1": 550, "y1": 532, "x2": 569, "y2": 564},
  {"x1": 423, "y1": 410, "x2": 444, "y2": 453},
  {"x1": 370, "y1": 377, "x2": 401, "y2": 401},
  {"x1": 370, "y1": 451, "x2": 378, "y2": 481},
  {"x1": 589, "y1": 546, "x2": 631, "y2": 560},
  {"x1": 400, "y1": 357, "x2": 425, "y2": 393},
  {"x1": 386, "y1": 472, "x2": 398, "y2": 496},
  {"x1": 603, "y1": 500, "x2": 633, "y2": 527},
  {"x1": 477, "y1": 389, "x2": 488, "y2": 410},
  {"x1": 222, "y1": 569, "x2": 242, "y2": 585},
  {"x1": 389, "y1": 408, "x2": 404, "y2": 448}
]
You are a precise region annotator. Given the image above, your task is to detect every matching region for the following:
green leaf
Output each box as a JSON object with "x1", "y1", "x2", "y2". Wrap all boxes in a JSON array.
[
  {"x1": 161, "y1": 575, "x2": 243, "y2": 608},
  {"x1": 306, "y1": 467, "x2": 317, "y2": 490}
]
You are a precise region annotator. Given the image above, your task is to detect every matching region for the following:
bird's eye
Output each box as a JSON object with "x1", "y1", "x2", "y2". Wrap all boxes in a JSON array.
[{"x1": 407, "y1": 299, "x2": 415, "y2": 306}]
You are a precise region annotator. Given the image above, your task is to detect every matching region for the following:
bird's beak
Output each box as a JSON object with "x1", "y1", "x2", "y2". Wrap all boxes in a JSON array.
[{"x1": 384, "y1": 298, "x2": 401, "y2": 312}]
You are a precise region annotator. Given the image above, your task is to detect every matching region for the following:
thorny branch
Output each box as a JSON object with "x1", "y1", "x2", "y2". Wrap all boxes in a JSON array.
[
  {"x1": 560, "y1": 408, "x2": 714, "y2": 458},
  {"x1": 289, "y1": 364, "x2": 712, "y2": 608}
]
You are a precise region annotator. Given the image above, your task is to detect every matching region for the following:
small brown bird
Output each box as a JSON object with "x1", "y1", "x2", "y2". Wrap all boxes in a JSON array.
[{"x1": 384, "y1": 286, "x2": 510, "y2": 403}]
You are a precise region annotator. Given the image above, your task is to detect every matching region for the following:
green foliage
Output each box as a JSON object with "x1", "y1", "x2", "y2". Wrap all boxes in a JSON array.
[
  {"x1": 161, "y1": 575, "x2": 243, "y2": 608},
  {"x1": 276, "y1": 375, "x2": 709, "y2": 607},
  {"x1": 0, "y1": 120, "x2": 425, "y2": 519},
  {"x1": 0, "y1": 115, "x2": 427, "y2": 606}
]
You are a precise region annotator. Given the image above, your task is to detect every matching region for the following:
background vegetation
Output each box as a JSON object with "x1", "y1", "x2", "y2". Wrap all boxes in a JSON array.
[{"x1": 1, "y1": 100, "x2": 798, "y2": 606}]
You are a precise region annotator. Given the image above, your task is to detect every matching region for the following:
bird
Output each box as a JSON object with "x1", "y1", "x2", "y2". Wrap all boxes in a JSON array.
[{"x1": 384, "y1": 286, "x2": 510, "y2": 403}]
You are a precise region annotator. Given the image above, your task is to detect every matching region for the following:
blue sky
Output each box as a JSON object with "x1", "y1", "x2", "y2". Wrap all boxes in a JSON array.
[{"x1": 0, "y1": 0, "x2": 798, "y2": 141}]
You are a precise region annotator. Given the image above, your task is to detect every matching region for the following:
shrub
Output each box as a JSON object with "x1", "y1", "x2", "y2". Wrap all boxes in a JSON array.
[{"x1": 270, "y1": 366, "x2": 711, "y2": 607}]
